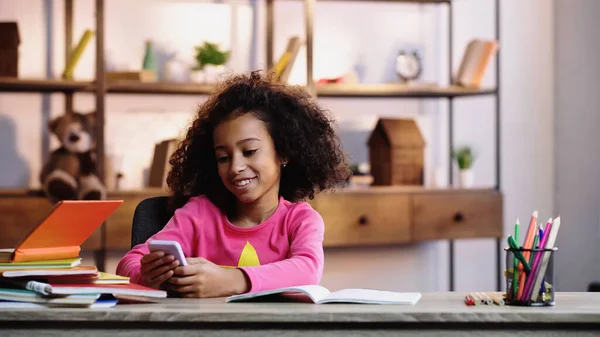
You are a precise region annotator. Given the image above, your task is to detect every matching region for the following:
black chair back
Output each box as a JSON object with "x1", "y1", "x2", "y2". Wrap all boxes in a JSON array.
[{"x1": 130, "y1": 196, "x2": 174, "y2": 248}]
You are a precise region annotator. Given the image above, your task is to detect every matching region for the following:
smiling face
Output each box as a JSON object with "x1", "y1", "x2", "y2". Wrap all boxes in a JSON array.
[{"x1": 213, "y1": 112, "x2": 284, "y2": 208}]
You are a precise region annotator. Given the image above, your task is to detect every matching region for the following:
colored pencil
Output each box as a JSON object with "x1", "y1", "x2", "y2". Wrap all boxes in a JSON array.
[
  {"x1": 522, "y1": 211, "x2": 538, "y2": 262},
  {"x1": 466, "y1": 292, "x2": 504, "y2": 306},
  {"x1": 507, "y1": 236, "x2": 530, "y2": 272},
  {"x1": 512, "y1": 218, "x2": 519, "y2": 298},
  {"x1": 478, "y1": 292, "x2": 493, "y2": 305},
  {"x1": 465, "y1": 293, "x2": 478, "y2": 306},
  {"x1": 522, "y1": 218, "x2": 554, "y2": 300},
  {"x1": 529, "y1": 216, "x2": 561, "y2": 301},
  {"x1": 488, "y1": 292, "x2": 505, "y2": 305},
  {"x1": 517, "y1": 223, "x2": 541, "y2": 300}
]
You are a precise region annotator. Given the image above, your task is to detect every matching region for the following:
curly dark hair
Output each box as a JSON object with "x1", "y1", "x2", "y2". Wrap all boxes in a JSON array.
[{"x1": 166, "y1": 71, "x2": 351, "y2": 213}]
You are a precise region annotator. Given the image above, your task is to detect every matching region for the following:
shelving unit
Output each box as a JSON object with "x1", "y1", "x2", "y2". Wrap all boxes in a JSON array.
[
  {"x1": 270, "y1": 0, "x2": 503, "y2": 292},
  {"x1": 0, "y1": 77, "x2": 93, "y2": 93},
  {"x1": 0, "y1": 0, "x2": 502, "y2": 291}
]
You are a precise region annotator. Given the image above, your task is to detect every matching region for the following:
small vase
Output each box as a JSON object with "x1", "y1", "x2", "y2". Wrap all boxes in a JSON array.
[
  {"x1": 190, "y1": 69, "x2": 205, "y2": 83},
  {"x1": 142, "y1": 40, "x2": 157, "y2": 72},
  {"x1": 459, "y1": 169, "x2": 474, "y2": 188}
]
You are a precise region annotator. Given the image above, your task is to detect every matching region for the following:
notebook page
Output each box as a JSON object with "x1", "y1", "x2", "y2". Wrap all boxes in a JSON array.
[
  {"x1": 226, "y1": 285, "x2": 331, "y2": 303},
  {"x1": 322, "y1": 289, "x2": 422, "y2": 304}
]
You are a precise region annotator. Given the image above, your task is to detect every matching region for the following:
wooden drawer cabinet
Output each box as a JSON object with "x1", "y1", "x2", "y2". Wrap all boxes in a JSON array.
[
  {"x1": 411, "y1": 190, "x2": 503, "y2": 241},
  {"x1": 0, "y1": 188, "x2": 503, "y2": 252},
  {"x1": 311, "y1": 192, "x2": 411, "y2": 247}
]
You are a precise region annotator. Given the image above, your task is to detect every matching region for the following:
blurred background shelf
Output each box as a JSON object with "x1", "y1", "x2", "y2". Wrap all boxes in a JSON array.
[
  {"x1": 0, "y1": 78, "x2": 496, "y2": 98},
  {"x1": 314, "y1": 0, "x2": 450, "y2": 3},
  {"x1": 315, "y1": 83, "x2": 496, "y2": 98},
  {"x1": 104, "y1": 81, "x2": 217, "y2": 95},
  {"x1": 0, "y1": 77, "x2": 93, "y2": 93}
]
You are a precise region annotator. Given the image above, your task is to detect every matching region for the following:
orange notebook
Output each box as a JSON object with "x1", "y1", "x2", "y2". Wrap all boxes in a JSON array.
[{"x1": 0, "y1": 200, "x2": 123, "y2": 263}]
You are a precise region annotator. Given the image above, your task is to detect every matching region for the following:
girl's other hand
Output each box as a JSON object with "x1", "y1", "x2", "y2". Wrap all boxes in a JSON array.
[
  {"x1": 140, "y1": 251, "x2": 180, "y2": 289},
  {"x1": 166, "y1": 257, "x2": 249, "y2": 298}
]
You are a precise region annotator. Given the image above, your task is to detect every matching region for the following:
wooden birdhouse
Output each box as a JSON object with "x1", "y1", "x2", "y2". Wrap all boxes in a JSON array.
[
  {"x1": 0, "y1": 22, "x2": 20, "y2": 77},
  {"x1": 367, "y1": 118, "x2": 425, "y2": 186}
]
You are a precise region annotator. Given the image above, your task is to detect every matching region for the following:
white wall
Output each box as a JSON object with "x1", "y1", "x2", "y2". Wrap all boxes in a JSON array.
[
  {"x1": 0, "y1": 0, "x2": 555, "y2": 292},
  {"x1": 554, "y1": 0, "x2": 600, "y2": 291}
]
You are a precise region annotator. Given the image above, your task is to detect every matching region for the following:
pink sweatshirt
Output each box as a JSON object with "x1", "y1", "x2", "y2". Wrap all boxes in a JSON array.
[{"x1": 116, "y1": 195, "x2": 325, "y2": 293}]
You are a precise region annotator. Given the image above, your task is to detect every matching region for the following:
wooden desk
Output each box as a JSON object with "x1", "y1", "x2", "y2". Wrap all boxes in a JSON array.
[{"x1": 0, "y1": 292, "x2": 599, "y2": 336}]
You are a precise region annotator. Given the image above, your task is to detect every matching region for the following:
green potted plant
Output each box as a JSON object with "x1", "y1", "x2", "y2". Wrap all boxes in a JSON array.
[
  {"x1": 452, "y1": 145, "x2": 476, "y2": 188},
  {"x1": 190, "y1": 41, "x2": 231, "y2": 83}
]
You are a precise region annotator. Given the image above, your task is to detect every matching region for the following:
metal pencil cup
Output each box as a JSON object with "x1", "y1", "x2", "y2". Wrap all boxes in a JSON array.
[{"x1": 504, "y1": 247, "x2": 557, "y2": 306}]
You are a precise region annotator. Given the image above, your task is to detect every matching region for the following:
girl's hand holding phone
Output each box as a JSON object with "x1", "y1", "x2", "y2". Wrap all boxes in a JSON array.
[
  {"x1": 140, "y1": 251, "x2": 180, "y2": 289},
  {"x1": 165, "y1": 257, "x2": 249, "y2": 298}
]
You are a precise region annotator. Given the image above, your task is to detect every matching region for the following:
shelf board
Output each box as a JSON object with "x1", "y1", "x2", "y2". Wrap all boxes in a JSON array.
[
  {"x1": 0, "y1": 79, "x2": 495, "y2": 99},
  {"x1": 0, "y1": 188, "x2": 166, "y2": 198},
  {"x1": 0, "y1": 186, "x2": 497, "y2": 199},
  {"x1": 315, "y1": 0, "x2": 449, "y2": 3},
  {"x1": 315, "y1": 83, "x2": 496, "y2": 98},
  {"x1": 0, "y1": 77, "x2": 93, "y2": 93},
  {"x1": 105, "y1": 81, "x2": 218, "y2": 95}
]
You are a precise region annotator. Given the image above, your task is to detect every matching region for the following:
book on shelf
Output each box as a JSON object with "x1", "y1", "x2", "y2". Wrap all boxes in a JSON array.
[
  {"x1": 148, "y1": 138, "x2": 180, "y2": 189},
  {"x1": 455, "y1": 39, "x2": 498, "y2": 88},
  {"x1": 105, "y1": 70, "x2": 156, "y2": 82},
  {"x1": 62, "y1": 29, "x2": 94, "y2": 80},
  {"x1": 0, "y1": 200, "x2": 123, "y2": 263},
  {"x1": 273, "y1": 36, "x2": 302, "y2": 84},
  {"x1": 226, "y1": 285, "x2": 422, "y2": 305}
]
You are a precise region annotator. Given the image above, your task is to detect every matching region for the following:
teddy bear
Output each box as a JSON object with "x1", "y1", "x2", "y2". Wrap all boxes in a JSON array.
[{"x1": 40, "y1": 111, "x2": 106, "y2": 203}]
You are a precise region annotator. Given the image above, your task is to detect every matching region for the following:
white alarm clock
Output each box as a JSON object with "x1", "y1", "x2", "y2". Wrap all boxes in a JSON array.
[{"x1": 395, "y1": 50, "x2": 422, "y2": 82}]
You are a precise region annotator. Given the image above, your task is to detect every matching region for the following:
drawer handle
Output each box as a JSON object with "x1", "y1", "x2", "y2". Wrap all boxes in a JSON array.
[
  {"x1": 358, "y1": 215, "x2": 369, "y2": 226},
  {"x1": 453, "y1": 212, "x2": 464, "y2": 223}
]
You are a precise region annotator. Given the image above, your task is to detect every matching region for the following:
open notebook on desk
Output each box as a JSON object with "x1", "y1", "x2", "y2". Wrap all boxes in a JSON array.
[{"x1": 226, "y1": 285, "x2": 422, "y2": 305}]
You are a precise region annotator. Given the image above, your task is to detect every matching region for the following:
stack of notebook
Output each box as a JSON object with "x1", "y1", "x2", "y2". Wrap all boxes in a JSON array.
[{"x1": 0, "y1": 200, "x2": 167, "y2": 308}]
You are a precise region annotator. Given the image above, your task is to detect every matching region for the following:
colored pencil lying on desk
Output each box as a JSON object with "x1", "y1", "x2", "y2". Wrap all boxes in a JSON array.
[
  {"x1": 488, "y1": 292, "x2": 505, "y2": 305},
  {"x1": 465, "y1": 292, "x2": 504, "y2": 306},
  {"x1": 465, "y1": 293, "x2": 478, "y2": 306},
  {"x1": 476, "y1": 292, "x2": 493, "y2": 305}
]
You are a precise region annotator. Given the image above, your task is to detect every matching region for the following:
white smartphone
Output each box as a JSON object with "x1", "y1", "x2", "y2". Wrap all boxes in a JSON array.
[{"x1": 148, "y1": 239, "x2": 188, "y2": 266}]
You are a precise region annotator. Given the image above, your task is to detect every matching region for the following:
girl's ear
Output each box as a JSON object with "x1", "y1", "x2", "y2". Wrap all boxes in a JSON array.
[{"x1": 280, "y1": 157, "x2": 289, "y2": 168}]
